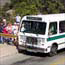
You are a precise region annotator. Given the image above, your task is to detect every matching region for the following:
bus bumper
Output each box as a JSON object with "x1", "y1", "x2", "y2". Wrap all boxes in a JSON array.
[{"x1": 17, "y1": 45, "x2": 47, "y2": 53}]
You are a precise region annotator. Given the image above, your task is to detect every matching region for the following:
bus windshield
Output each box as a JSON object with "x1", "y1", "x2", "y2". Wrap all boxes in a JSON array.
[{"x1": 20, "y1": 20, "x2": 46, "y2": 35}]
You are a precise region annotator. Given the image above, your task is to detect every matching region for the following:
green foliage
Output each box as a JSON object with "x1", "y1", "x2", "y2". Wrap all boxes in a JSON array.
[
  {"x1": 15, "y1": 2, "x2": 38, "y2": 16},
  {"x1": 41, "y1": 0, "x2": 65, "y2": 14},
  {"x1": 0, "y1": 0, "x2": 65, "y2": 17},
  {"x1": 0, "y1": 0, "x2": 65, "y2": 24},
  {"x1": 10, "y1": 0, "x2": 65, "y2": 16}
]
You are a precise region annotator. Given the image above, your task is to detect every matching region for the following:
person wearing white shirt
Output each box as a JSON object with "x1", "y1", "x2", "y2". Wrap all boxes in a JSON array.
[
  {"x1": 12, "y1": 23, "x2": 18, "y2": 35},
  {"x1": 15, "y1": 14, "x2": 21, "y2": 25}
]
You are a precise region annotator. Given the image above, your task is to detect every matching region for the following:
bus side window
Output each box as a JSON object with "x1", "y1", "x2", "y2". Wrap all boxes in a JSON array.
[
  {"x1": 48, "y1": 22, "x2": 57, "y2": 35},
  {"x1": 59, "y1": 21, "x2": 65, "y2": 33}
]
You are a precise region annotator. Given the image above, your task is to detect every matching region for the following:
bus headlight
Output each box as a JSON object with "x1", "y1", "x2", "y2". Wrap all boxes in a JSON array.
[
  {"x1": 20, "y1": 36, "x2": 26, "y2": 43},
  {"x1": 38, "y1": 38, "x2": 45, "y2": 45}
]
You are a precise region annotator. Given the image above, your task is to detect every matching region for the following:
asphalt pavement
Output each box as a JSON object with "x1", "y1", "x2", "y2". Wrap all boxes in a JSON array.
[
  {"x1": 0, "y1": 43, "x2": 18, "y2": 58},
  {"x1": 0, "y1": 43, "x2": 65, "y2": 65}
]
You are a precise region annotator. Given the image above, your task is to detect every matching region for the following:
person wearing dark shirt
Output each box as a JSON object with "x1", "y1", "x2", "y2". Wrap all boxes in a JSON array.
[{"x1": 0, "y1": 22, "x2": 4, "y2": 43}]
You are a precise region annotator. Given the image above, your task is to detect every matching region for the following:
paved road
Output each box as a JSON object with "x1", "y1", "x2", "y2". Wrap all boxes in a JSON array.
[
  {"x1": 0, "y1": 44, "x2": 17, "y2": 58},
  {"x1": 0, "y1": 48, "x2": 65, "y2": 65}
]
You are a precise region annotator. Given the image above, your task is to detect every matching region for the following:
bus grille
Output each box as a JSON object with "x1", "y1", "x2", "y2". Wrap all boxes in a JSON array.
[{"x1": 26, "y1": 37, "x2": 37, "y2": 45}]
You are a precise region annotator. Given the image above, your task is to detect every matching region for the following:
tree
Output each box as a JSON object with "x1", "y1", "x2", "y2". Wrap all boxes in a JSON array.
[{"x1": 10, "y1": 0, "x2": 65, "y2": 16}]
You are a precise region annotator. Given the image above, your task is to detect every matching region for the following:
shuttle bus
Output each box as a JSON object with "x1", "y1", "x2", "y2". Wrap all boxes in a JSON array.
[{"x1": 16, "y1": 13, "x2": 65, "y2": 56}]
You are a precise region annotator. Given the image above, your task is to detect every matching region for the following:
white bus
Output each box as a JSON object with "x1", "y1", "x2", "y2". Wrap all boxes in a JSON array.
[{"x1": 17, "y1": 13, "x2": 65, "y2": 56}]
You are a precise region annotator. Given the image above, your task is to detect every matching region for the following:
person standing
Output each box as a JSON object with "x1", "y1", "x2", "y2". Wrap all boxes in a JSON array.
[
  {"x1": 15, "y1": 14, "x2": 21, "y2": 25},
  {"x1": 0, "y1": 22, "x2": 4, "y2": 43},
  {"x1": 12, "y1": 22, "x2": 18, "y2": 35},
  {"x1": 2, "y1": 17, "x2": 7, "y2": 27},
  {"x1": 6, "y1": 23, "x2": 12, "y2": 34},
  {"x1": 3, "y1": 23, "x2": 13, "y2": 44}
]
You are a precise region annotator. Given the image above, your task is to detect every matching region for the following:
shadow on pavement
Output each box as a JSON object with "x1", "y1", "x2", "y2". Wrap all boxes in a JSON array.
[{"x1": 18, "y1": 48, "x2": 65, "y2": 57}]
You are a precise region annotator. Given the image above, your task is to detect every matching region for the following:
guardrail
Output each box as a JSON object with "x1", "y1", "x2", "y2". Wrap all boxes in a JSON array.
[{"x1": 0, "y1": 33, "x2": 17, "y2": 38}]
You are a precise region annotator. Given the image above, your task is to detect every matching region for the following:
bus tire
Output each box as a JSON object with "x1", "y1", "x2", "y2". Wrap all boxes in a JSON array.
[
  {"x1": 18, "y1": 48, "x2": 22, "y2": 53},
  {"x1": 49, "y1": 44, "x2": 57, "y2": 57},
  {"x1": 16, "y1": 46, "x2": 22, "y2": 53},
  {"x1": 17, "y1": 47, "x2": 26, "y2": 53}
]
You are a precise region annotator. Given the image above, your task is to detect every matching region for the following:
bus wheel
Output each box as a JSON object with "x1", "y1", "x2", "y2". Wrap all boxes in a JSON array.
[
  {"x1": 18, "y1": 49, "x2": 26, "y2": 53},
  {"x1": 17, "y1": 47, "x2": 26, "y2": 53},
  {"x1": 49, "y1": 45, "x2": 57, "y2": 57},
  {"x1": 18, "y1": 49, "x2": 22, "y2": 53},
  {"x1": 17, "y1": 46, "x2": 23, "y2": 53}
]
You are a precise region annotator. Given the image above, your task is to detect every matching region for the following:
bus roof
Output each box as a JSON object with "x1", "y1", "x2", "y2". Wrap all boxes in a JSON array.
[{"x1": 22, "y1": 13, "x2": 65, "y2": 23}]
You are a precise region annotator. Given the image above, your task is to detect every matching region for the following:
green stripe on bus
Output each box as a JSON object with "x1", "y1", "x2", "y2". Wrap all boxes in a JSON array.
[{"x1": 47, "y1": 34, "x2": 65, "y2": 41}]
